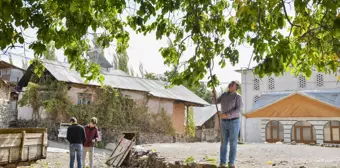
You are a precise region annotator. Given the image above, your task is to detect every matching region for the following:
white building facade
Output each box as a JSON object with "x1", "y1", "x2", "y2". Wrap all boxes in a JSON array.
[{"x1": 238, "y1": 69, "x2": 340, "y2": 144}]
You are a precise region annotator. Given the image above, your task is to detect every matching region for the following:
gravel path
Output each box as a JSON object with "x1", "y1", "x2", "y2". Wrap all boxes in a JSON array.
[
  {"x1": 19, "y1": 141, "x2": 340, "y2": 168},
  {"x1": 141, "y1": 142, "x2": 340, "y2": 168}
]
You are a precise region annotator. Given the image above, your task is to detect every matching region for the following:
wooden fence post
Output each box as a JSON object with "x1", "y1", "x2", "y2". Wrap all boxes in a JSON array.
[
  {"x1": 19, "y1": 131, "x2": 26, "y2": 161},
  {"x1": 41, "y1": 132, "x2": 45, "y2": 158}
]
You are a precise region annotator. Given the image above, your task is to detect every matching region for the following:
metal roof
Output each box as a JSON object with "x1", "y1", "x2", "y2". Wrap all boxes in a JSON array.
[
  {"x1": 40, "y1": 60, "x2": 209, "y2": 105},
  {"x1": 42, "y1": 60, "x2": 100, "y2": 86},
  {"x1": 252, "y1": 90, "x2": 340, "y2": 111},
  {"x1": 0, "y1": 60, "x2": 25, "y2": 71},
  {"x1": 192, "y1": 105, "x2": 220, "y2": 126}
]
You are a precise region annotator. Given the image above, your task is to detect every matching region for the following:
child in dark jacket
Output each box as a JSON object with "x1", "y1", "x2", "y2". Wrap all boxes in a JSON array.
[{"x1": 82, "y1": 117, "x2": 99, "y2": 168}]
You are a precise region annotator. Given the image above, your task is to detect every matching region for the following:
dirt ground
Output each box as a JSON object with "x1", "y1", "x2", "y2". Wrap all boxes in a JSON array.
[
  {"x1": 22, "y1": 141, "x2": 340, "y2": 168},
  {"x1": 20, "y1": 141, "x2": 112, "y2": 168},
  {"x1": 142, "y1": 142, "x2": 340, "y2": 168}
]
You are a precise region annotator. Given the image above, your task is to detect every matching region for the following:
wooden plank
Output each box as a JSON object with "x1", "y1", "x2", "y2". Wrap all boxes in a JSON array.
[
  {"x1": 9, "y1": 148, "x2": 19, "y2": 164},
  {"x1": 7, "y1": 148, "x2": 10, "y2": 164},
  {"x1": 0, "y1": 138, "x2": 21, "y2": 148},
  {"x1": 41, "y1": 132, "x2": 45, "y2": 158},
  {"x1": 28, "y1": 146, "x2": 40, "y2": 160},
  {"x1": 0, "y1": 128, "x2": 46, "y2": 134},
  {"x1": 19, "y1": 131, "x2": 25, "y2": 160},
  {"x1": 106, "y1": 134, "x2": 135, "y2": 167},
  {"x1": 0, "y1": 134, "x2": 21, "y2": 139},
  {"x1": 22, "y1": 146, "x2": 28, "y2": 162},
  {"x1": 0, "y1": 149, "x2": 9, "y2": 163},
  {"x1": 25, "y1": 133, "x2": 43, "y2": 139},
  {"x1": 24, "y1": 138, "x2": 42, "y2": 146}
]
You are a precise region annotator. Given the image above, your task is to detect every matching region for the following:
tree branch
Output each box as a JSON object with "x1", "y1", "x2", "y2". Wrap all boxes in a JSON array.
[{"x1": 281, "y1": 0, "x2": 301, "y2": 27}]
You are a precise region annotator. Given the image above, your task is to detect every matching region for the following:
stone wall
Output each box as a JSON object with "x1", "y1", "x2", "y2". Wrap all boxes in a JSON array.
[
  {"x1": 196, "y1": 128, "x2": 220, "y2": 142},
  {"x1": 0, "y1": 99, "x2": 12, "y2": 128},
  {"x1": 104, "y1": 132, "x2": 194, "y2": 148},
  {"x1": 137, "y1": 133, "x2": 174, "y2": 144},
  {"x1": 0, "y1": 81, "x2": 10, "y2": 99}
]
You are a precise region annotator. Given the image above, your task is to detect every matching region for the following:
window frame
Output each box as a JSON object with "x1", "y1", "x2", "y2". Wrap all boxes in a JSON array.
[
  {"x1": 77, "y1": 93, "x2": 92, "y2": 105},
  {"x1": 323, "y1": 121, "x2": 340, "y2": 144},
  {"x1": 265, "y1": 120, "x2": 284, "y2": 143}
]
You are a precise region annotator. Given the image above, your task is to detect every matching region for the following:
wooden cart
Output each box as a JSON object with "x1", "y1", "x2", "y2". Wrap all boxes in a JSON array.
[{"x1": 0, "y1": 128, "x2": 48, "y2": 167}]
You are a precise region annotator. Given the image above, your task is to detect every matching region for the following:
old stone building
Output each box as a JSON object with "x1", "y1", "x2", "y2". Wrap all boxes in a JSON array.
[
  {"x1": 17, "y1": 59, "x2": 209, "y2": 134},
  {"x1": 0, "y1": 60, "x2": 25, "y2": 124}
]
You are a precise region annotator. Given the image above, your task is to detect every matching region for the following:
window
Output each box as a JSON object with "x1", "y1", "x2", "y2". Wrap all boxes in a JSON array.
[
  {"x1": 253, "y1": 78, "x2": 260, "y2": 91},
  {"x1": 268, "y1": 77, "x2": 275, "y2": 90},
  {"x1": 265, "y1": 120, "x2": 284, "y2": 143},
  {"x1": 324, "y1": 121, "x2": 340, "y2": 144},
  {"x1": 316, "y1": 74, "x2": 324, "y2": 87},
  {"x1": 291, "y1": 121, "x2": 316, "y2": 144},
  {"x1": 298, "y1": 75, "x2": 306, "y2": 88},
  {"x1": 253, "y1": 95, "x2": 260, "y2": 104},
  {"x1": 77, "y1": 93, "x2": 92, "y2": 105}
]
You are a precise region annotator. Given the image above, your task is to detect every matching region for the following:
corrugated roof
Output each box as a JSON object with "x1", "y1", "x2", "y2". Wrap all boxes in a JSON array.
[
  {"x1": 40, "y1": 60, "x2": 209, "y2": 105},
  {"x1": 301, "y1": 90, "x2": 340, "y2": 108},
  {"x1": 42, "y1": 60, "x2": 99, "y2": 86},
  {"x1": 193, "y1": 105, "x2": 220, "y2": 126},
  {"x1": 252, "y1": 90, "x2": 340, "y2": 111},
  {"x1": 252, "y1": 92, "x2": 290, "y2": 111}
]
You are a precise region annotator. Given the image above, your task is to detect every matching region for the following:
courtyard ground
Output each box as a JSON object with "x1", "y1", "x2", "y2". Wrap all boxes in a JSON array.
[{"x1": 23, "y1": 141, "x2": 340, "y2": 168}]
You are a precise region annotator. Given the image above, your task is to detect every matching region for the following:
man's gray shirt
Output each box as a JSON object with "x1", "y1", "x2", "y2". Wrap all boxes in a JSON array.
[{"x1": 216, "y1": 92, "x2": 243, "y2": 119}]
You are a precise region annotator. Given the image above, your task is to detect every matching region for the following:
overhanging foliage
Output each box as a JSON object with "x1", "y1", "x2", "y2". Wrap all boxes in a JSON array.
[{"x1": 1, "y1": 0, "x2": 339, "y2": 88}]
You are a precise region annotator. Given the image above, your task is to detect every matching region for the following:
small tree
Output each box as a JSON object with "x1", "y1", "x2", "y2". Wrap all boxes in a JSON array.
[
  {"x1": 19, "y1": 82, "x2": 42, "y2": 120},
  {"x1": 185, "y1": 106, "x2": 195, "y2": 137}
]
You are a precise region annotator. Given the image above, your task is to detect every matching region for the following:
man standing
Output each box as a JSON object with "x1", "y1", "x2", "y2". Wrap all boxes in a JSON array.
[
  {"x1": 214, "y1": 81, "x2": 242, "y2": 168},
  {"x1": 67, "y1": 117, "x2": 86, "y2": 168},
  {"x1": 82, "y1": 117, "x2": 99, "y2": 168}
]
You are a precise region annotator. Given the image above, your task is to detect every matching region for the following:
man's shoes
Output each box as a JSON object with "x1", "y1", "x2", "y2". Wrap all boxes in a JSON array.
[
  {"x1": 219, "y1": 163, "x2": 236, "y2": 168},
  {"x1": 228, "y1": 163, "x2": 235, "y2": 168},
  {"x1": 219, "y1": 164, "x2": 227, "y2": 167}
]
